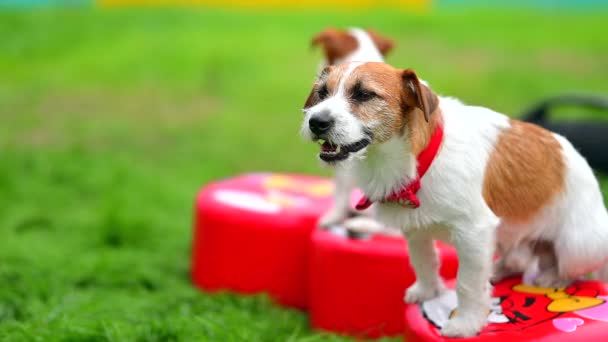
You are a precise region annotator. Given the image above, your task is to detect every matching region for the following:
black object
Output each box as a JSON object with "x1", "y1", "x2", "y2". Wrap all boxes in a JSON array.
[
  {"x1": 522, "y1": 94, "x2": 608, "y2": 174},
  {"x1": 309, "y1": 111, "x2": 334, "y2": 136}
]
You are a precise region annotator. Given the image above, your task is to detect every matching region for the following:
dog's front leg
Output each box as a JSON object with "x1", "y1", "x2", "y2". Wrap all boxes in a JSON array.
[
  {"x1": 319, "y1": 169, "x2": 352, "y2": 227},
  {"x1": 441, "y1": 223, "x2": 494, "y2": 338},
  {"x1": 404, "y1": 232, "x2": 445, "y2": 303}
]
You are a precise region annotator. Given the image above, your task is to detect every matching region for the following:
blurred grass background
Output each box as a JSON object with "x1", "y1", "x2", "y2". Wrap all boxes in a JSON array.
[{"x1": 1, "y1": 6, "x2": 607, "y2": 341}]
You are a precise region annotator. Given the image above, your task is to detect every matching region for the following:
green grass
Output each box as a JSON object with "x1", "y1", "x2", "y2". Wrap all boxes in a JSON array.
[{"x1": 1, "y1": 7, "x2": 607, "y2": 341}]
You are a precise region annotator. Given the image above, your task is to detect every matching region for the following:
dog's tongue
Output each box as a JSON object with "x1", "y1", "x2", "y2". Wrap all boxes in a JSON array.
[{"x1": 321, "y1": 141, "x2": 336, "y2": 152}]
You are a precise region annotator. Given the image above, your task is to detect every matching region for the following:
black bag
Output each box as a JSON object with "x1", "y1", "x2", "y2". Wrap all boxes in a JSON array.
[{"x1": 522, "y1": 94, "x2": 608, "y2": 174}]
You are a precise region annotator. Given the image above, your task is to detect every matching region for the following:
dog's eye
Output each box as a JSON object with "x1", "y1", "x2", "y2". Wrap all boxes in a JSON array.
[
  {"x1": 352, "y1": 87, "x2": 376, "y2": 102},
  {"x1": 317, "y1": 84, "x2": 329, "y2": 100}
]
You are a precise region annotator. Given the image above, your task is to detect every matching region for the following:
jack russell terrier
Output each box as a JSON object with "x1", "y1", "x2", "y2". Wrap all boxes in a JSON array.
[
  {"x1": 300, "y1": 61, "x2": 608, "y2": 337},
  {"x1": 311, "y1": 27, "x2": 395, "y2": 234}
]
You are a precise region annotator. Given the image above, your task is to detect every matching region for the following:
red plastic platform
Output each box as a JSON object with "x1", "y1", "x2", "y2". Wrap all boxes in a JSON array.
[
  {"x1": 404, "y1": 277, "x2": 608, "y2": 341},
  {"x1": 309, "y1": 229, "x2": 459, "y2": 338},
  {"x1": 191, "y1": 173, "x2": 334, "y2": 309}
]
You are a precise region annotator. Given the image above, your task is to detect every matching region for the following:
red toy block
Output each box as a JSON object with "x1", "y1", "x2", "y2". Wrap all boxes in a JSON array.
[
  {"x1": 404, "y1": 277, "x2": 608, "y2": 341},
  {"x1": 308, "y1": 229, "x2": 459, "y2": 338},
  {"x1": 191, "y1": 173, "x2": 333, "y2": 309}
]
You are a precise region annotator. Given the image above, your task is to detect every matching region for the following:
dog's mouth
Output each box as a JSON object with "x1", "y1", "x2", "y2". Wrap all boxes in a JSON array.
[{"x1": 317, "y1": 138, "x2": 371, "y2": 163}]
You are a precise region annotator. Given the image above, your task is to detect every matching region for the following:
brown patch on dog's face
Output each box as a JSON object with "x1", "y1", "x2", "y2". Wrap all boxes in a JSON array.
[
  {"x1": 483, "y1": 121, "x2": 566, "y2": 223},
  {"x1": 302, "y1": 62, "x2": 440, "y2": 156},
  {"x1": 366, "y1": 29, "x2": 394, "y2": 56},
  {"x1": 303, "y1": 65, "x2": 345, "y2": 109},
  {"x1": 311, "y1": 28, "x2": 358, "y2": 65},
  {"x1": 318, "y1": 62, "x2": 440, "y2": 149},
  {"x1": 341, "y1": 63, "x2": 404, "y2": 143}
]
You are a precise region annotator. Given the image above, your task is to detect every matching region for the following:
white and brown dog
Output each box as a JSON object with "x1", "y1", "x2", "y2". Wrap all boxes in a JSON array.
[
  {"x1": 310, "y1": 27, "x2": 394, "y2": 232},
  {"x1": 300, "y1": 61, "x2": 608, "y2": 337}
]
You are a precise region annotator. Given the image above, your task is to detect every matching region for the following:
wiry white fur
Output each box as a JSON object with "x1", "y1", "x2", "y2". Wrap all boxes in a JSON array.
[
  {"x1": 542, "y1": 134, "x2": 608, "y2": 278},
  {"x1": 304, "y1": 60, "x2": 382, "y2": 229},
  {"x1": 311, "y1": 62, "x2": 608, "y2": 336},
  {"x1": 355, "y1": 97, "x2": 508, "y2": 231},
  {"x1": 352, "y1": 136, "x2": 417, "y2": 201},
  {"x1": 301, "y1": 62, "x2": 366, "y2": 148},
  {"x1": 303, "y1": 56, "x2": 608, "y2": 336},
  {"x1": 355, "y1": 96, "x2": 508, "y2": 337},
  {"x1": 495, "y1": 134, "x2": 608, "y2": 287},
  {"x1": 311, "y1": 28, "x2": 388, "y2": 228},
  {"x1": 343, "y1": 28, "x2": 384, "y2": 63},
  {"x1": 300, "y1": 78, "x2": 502, "y2": 336}
]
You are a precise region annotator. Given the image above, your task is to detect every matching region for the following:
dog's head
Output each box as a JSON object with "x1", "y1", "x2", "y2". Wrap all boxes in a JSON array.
[
  {"x1": 301, "y1": 62, "x2": 439, "y2": 165},
  {"x1": 311, "y1": 27, "x2": 394, "y2": 65}
]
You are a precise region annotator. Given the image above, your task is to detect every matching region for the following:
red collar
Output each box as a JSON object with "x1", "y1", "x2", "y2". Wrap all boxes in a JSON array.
[{"x1": 355, "y1": 125, "x2": 444, "y2": 210}]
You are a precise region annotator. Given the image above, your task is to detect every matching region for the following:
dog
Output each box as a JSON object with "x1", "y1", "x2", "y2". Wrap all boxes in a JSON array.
[
  {"x1": 495, "y1": 236, "x2": 608, "y2": 287},
  {"x1": 300, "y1": 61, "x2": 608, "y2": 337},
  {"x1": 310, "y1": 27, "x2": 395, "y2": 232},
  {"x1": 492, "y1": 239, "x2": 558, "y2": 286},
  {"x1": 311, "y1": 27, "x2": 393, "y2": 69}
]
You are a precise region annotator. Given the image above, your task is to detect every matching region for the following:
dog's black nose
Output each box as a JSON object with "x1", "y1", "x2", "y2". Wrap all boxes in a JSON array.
[{"x1": 309, "y1": 112, "x2": 334, "y2": 136}]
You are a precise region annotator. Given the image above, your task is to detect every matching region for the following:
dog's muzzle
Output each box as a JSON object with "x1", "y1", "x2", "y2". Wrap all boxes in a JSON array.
[
  {"x1": 308, "y1": 111, "x2": 334, "y2": 136},
  {"x1": 316, "y1": 137, "x2": 371, "y2": 163}
]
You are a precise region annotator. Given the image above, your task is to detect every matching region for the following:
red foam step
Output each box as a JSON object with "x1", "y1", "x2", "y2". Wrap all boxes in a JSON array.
[
  {"x1": 191, "y1": 173, "x2": 334, "y2": 309},
  {"x1": 404, "y1": 277, "x2": 608, "y2": 341},
  {"x1": 309, "y1": 229, "x2": 459, "y2": 338}
]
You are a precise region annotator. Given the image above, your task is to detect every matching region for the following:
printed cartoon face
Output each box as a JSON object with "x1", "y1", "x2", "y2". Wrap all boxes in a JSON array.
[{"x1": 421, "y1": 277, "x2": 608, "y2": 334}]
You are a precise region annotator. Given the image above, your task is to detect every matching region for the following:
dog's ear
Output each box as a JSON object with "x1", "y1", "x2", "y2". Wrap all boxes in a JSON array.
[
  {"x1": 303, "y1": 84, "x2": 317, "y2": 109},
  {"x1": 366, "y1": 29, "x2": 394, "y2": 56},
  {"x1": 311, "y1": 28, "x2": 357, "y2": 65},
  {"x1": 304, "y1": 66, "x2": 333, "y2": 109},
  {"x1": 401, "y1": 69, "x2": 438, "y2": 122}
]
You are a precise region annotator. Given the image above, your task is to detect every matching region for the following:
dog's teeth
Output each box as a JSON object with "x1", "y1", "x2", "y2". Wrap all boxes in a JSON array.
[{"x1": 336, "y1": 145, "x2": 341, "y2": 153}]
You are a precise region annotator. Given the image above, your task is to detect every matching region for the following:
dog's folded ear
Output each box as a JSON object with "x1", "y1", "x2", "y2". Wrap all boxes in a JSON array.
[
  {"x1": 366, "y1": 29, "x2": 395, "y2": 56},
  {"x1": 311, "y1": 28, "x2": 357, "y2": 65},
  {"x1": 402, "y1": 69, "x2": 438, "y2": 122},
  {"x1": 311, "y1": 28, "x2": 337, "y2": 48}
]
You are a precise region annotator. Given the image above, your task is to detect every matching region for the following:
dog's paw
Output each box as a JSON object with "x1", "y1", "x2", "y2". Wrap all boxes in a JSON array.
[
  {"x1": 404, "y1": 281, "x2": 445, "y2": 304},
  {"x1": 533, "y1": 268, "x2": 572, "y2": 288},
  {"x1": 440, "y1": 315, "x2": 485, "y2": 338},
  {"x1": 491, "y1": 262, "x2": 517, "y2": 285},
  {"x1": 318, "y1": 208, "x2": 347, "y2": 228}
]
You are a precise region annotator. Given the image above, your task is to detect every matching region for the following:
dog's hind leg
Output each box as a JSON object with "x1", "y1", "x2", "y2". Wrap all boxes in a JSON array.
[
  {"x1": 554, "y1": 208, "x2": 608, "y2": 284},
  {"x1": 492, "y1": 243, "x2": 535, "y2": 284},
  {"x1": 552, "y1": 134, "x2": 608, "y2": 283}
]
